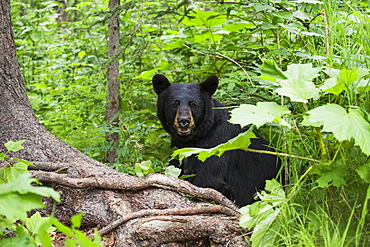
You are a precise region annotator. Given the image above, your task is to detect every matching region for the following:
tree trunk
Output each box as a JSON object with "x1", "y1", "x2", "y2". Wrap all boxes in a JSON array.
[
  {"x1": 0, "y1": 0, "x2": 248, "y2": 246},
  {"x1": 105, "y1": 0, "x2": 121, "y2": 164},
  {"x1": 55, "y1": 0, "x2": 68, "y2": 24}
]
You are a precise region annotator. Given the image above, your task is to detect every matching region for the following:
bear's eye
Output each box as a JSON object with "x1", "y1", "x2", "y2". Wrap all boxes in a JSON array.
[
  {"x1": 189, "y1": 101, "x2": 196, "y2": 108},
  {"x1": 172, "y1": 100, "x2": 179, "y2": 108}
]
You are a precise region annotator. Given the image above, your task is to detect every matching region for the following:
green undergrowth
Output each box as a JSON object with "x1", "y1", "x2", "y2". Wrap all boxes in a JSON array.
[{"x1": 0, "y1": 141, "x2": 102, "y2": 246}]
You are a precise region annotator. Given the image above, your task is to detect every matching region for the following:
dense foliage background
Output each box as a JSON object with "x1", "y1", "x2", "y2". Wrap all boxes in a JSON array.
[{"x1": 9, "y1": 0, "x2": 370, "y2": 245}]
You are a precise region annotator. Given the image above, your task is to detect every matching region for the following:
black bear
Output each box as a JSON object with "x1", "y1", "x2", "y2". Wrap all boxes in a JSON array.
[{"x1": 152, "y1": 74, "x2": 279, "y2": 206}]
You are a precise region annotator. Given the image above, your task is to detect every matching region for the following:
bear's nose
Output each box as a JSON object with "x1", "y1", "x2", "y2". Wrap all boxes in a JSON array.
[{"x1": 178, "y1": 117, "x2": 190, "y2": 127}]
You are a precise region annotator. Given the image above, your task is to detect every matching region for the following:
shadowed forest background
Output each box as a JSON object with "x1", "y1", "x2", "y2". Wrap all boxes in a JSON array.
[{"x1": 4, "y1": 0, "x2": 370, "y2": 245}]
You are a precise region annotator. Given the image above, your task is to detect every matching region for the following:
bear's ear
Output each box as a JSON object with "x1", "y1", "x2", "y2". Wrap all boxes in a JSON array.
[
  {"x1": 152, "y1": 74, "x2": 171, "y2": 95},
  {"x1": 200, "y1": 75, "x2": 218, "y2": 95}
]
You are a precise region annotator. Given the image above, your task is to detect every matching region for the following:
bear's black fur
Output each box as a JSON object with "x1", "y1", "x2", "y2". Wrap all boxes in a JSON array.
[{"x1": 153, "y1": 74, "x2": 279, "y2": 206}]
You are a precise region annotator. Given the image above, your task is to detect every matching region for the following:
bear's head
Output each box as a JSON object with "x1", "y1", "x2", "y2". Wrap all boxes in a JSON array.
[{"x1": 152, "y1": 74, "x2": 218, "y2": 144}]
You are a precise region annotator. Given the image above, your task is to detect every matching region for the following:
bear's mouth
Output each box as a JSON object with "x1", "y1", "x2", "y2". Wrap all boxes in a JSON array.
[{"x1": 174, "y1": 125, "x2": 195, "y2": 136}]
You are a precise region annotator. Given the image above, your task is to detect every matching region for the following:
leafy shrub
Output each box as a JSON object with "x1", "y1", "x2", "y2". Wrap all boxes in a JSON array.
[{"x1": 0, "y1": 141, "x2": 101, "y2": 246}]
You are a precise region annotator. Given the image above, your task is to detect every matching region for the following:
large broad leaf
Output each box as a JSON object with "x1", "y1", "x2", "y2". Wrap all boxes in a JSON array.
[
  {"x1": 250, "y1": 209, "x2": 280, "y2": 247},
  {"x1": 302, "y1": 104, "x2": 370, "y2": 155},
  {"x1": 0, "y1": 236, "x2": 34, "y2": 247},
  {"x1": 135, "y1": 69, "x2": 158, "y2": 80},
  {"x1": 4, "y1": 140, "x2": 26, "y2": 152},
  {"x1": 0, "y1": 192, "x2": 46, "y2": 222},
  {"x1": 312, "y1": 162, "x2": 347, "y2": 187},
  {"x1": 230, "y1": 102, "x2": 291, "y2": 128},
  {"x1": 239, "y1": 180, "x2": 285, "y2": 246},
  {"x1": 0, "y1": 173, "x2": 60, "y2": 221},
  {"x1": 260, "y1": 59, "x2": 288, "y2": 80},
  {"x1": 275, "y1": 63, "x2": 320, "y2": 102},
  {"x1": 172, "y1": 130, "x2": 256, "y2": 162},
  {"x1": 164, "y1": 165, "x2": 182, "y2": 178},
  {"x1": 356, "y1": 163, "x2": 370, "y2": 183},
  {"x1": 26, "y1": 212, "x2": 55, "y2": 247}
]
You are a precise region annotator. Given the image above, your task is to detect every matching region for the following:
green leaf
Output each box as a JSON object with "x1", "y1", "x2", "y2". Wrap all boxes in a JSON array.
[
  {"x1": 71, "y1": 213, "x2": 84, "y2": 229},
  {"x1": 312, "y1": 162, "x2": 346, "y2": 187},
  {"x1": 263, "y1": 179, "x2": 286, "y2": 205},
  {"x1": 302, "y1": 104, "x2": 370, "y2": 155},
  {"x1": 172, "y1": 130, "x2": 256, "y2": 162},
  {"x1": 230, "y1": 102, "x2": 291, "y2": 128},
  {"x1": 92, "y1": 228, "x2": 102, "y2": 244},
  {"x1": 11, "y1": 158, "x2": 35, "y2": 167},
  {"x1": 278, "y1": 23, "x2": 300, "y2": 34},
  {"x1": 134, "y1": 160, "x2": 154, "y2": 177},
  {"x1": 30, "y1": 32, "x2": 42, "y2": 42},
  {"x1": 0, "y1": 153, "x2": 7, "y2": 160},
  {"x1": 356, "y1": 163, "x2": 370, "y2": 183},
  {"x1": 286, "y1": 63, "x2": 320, "y2": 78},
  {"x1": 0, "y1": 193, "x2": 46, "y2": 221},
  {"x1": 272, "y1": 11, "x2": 293, "y2": 20},
  {"x1": 26, "y1": 212, "x2": 54, "y2": 247},
  {"x1": 251, "y1": 3, "x2": 275, "y2": 12},
  {"x1": 164, "y1": 165, "x2": 181, "y2": 177},
  {"x1": 321, "y1": 68, "x2": 369, "y2": 95},
  {"x1": 26, "y1": 212, "x2": 51, "y2": 234},
  {"x1": 15, "y1": 224, "x2": 31, "y2": 241},
  {"x1": 182, "y1": 10, "x2": 226, "y2": 27},
  {"x1": 78, "y1": 51, "x2": 86, "y2": 58},
  {"x1": 239, "y1": 179, "x2": 285, "y2": 246},
  {"x1": 15, "y1": 224, "x2": 31, "y2": 238},
  {"x1": 135, "y1": 69, "x2": 158, "y2": 80},
  {"x1": 223, "y1": 22, "x2": 255, "y2": 32},
  {"x1": 320, "y1": 77, "x2": 345, "y2": 95},
  {"x1": 0, "y1": 173, "x2": 60, "y2": 221},
  {"x1": 296, "y1": 0, "x2": 323, "y2": 3},
  {"x1": 239, "y1": 201, "x2": 273, "y2": 229},
  {"x1": 4, "y1": 140, "x2": 26, "y2": 152},
  {"x1": 293, "y1": 10, "x2": 311, "y2": 20},
  {"x1": 251, "y1": 208, "x2": 280, "y2": 247},
  {"x1": 276, "y1": 63, "x2": 320, "y2": 102},
  {"x1": 50, "y1": 217, "x2": 102, "y2": 247},
  {"x1": 37, "y1": 222, "x2": 53, "y2": 247},
  {"x1": 3, "y1": 162, "x2": 29, "y2": 182},
  {"x1": 260, "y1": 60, "x2": 288, "y2": 80},
  {"x1": 0, "y1": 236, "x2": 34, "y2": 247},
  {"x1": 357, "y1": 78, "x2": 370, "y2": 93},
  {"x1": 50, "y1": 217, "x2": 73, "y2": 236},
  {"x1": 5, "y1": 175, "x2": 60, "y2": 200}
]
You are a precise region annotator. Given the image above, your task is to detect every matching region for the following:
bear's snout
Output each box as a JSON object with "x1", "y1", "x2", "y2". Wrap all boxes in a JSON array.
[
  {"x1": 174, "y1": 107, "x2": 195, "y2": 136},
  {"x1": 178, "y1": 116, "x2": 190, "y2": 128}
]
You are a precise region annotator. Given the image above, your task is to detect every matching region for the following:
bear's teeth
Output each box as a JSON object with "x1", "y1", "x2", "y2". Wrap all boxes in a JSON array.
[{"x1": 178, "y1": 128, "x2": 191, "y2": 135}]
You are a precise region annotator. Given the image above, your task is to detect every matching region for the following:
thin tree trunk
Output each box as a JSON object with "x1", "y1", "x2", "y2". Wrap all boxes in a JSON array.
[
  {"x1": 55, "y1": 0, "x2": 68, "y2": 24},
  {"x1": 105, "y1": 0, "x2": 121, "y2": 164}
]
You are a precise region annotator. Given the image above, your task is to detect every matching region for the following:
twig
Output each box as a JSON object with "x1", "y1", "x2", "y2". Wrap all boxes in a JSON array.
[
  {"x1": 241, "y1": 148, "x2": 321, "y2": 164},
  {"x1": 215, "y1": 52, "x2": 253, "y2": 85},
  {"x1": 182, "y1": 44, "x2": 253, "y2": 85}
]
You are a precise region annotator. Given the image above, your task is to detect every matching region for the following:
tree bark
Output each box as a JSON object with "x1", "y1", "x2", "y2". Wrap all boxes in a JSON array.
[
  {"x1": 105, "y1": 0, "x2": 121, "y2": 164},
  {"x1": 55, "y1": 0, "x2": 68, "y2": 24},
  {"x1": 0, "y1": 0, "x2": 248, "y2": 246}
]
